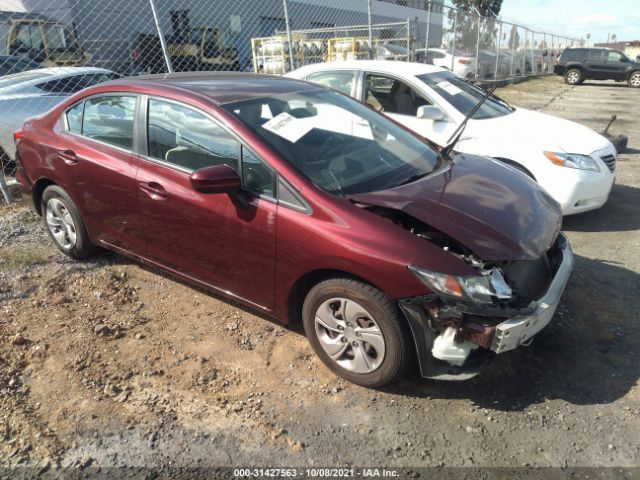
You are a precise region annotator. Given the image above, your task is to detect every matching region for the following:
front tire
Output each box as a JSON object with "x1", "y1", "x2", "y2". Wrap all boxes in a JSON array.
[
  {"x1": 564, "y1": 68, "x2": 582, "y2": 85},
  {"x1": 628, "y1": 71, "x2": 640, "y2": 88},
  {"x1": 42, "y1": 185, "x2": 96, "y2": 259},
  {"x1": 302, "y1": 278, "x2": 412, "y2": 387}
]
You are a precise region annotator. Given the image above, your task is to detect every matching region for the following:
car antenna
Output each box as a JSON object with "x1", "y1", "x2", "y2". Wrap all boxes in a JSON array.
[{"x1": 441, "y1": 84, "x2": 497, "y2": 158}]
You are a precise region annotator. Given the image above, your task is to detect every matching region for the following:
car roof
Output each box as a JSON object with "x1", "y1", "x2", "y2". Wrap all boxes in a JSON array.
[
  {"x1": 0, "y1": 67, "x2": 112, "y2": 81},
  {"x1": 104, "y1": 71, "x2": 324, "y2": 104},
  {"x1": 288, "y1": 60, "x2": 447, "y2": 77},
  {"x1": 0, "y1": 67, "x2": 115, "y2": 91}
]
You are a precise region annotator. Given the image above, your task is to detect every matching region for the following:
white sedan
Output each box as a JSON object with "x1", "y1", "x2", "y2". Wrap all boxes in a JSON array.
[{"x1": 285, "y1": 60, "x2": 616, "y2": 215}]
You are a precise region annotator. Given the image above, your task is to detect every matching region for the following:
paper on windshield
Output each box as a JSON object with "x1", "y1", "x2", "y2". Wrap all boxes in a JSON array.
[
  {"x1": 261, "y1": 112, "x2": 313, "y2": 143},
  {"x1": 436, "y1": 81, "x2": 462, "y2": 96}
]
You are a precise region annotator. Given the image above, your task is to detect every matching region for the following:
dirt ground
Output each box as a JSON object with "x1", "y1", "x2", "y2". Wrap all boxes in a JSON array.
[{"x1": 1, "y1": 76, "x2": 639, "y2": 477}]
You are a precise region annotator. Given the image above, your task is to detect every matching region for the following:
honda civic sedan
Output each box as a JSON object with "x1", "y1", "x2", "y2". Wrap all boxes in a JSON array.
[
  {"x1": 286, "y1": 60, "x2": 617, "y2": 215},
  {"x1": 15, "y1": 73, "x2": 573, "y2": 387}
]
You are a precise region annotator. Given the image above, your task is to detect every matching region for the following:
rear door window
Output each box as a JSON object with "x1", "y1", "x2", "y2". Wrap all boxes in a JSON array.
[
  {"x1": 82, "y1": 96, "x2": 136, "y2": 150},
  {"x1": 306, "y1": 70, "x2": 357, "y2": 96},
  {"x1": 586, "y1": 50, "x2": 604, "y2": 62}
]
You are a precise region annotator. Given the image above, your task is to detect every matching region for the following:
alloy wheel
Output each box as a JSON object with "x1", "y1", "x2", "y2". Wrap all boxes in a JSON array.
[
  {"x1": 45, "y1": 198, "x2": 77, "y2": 249},
  {"x1": 630, "y1": 73, "x2": 640, "y2": 87},
  {"x1": 567, "y1": 71, "x2": 580, "y2": 84},
  {"x1": 314, "y1": 297, "x2": 386, "y2": 374}
]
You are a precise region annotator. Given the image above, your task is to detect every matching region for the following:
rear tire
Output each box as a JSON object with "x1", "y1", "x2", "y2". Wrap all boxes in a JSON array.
[
  {"x1": 302, "y1": 278, "x2": 412, "y2": 387},
  {"x1": 564, "y1": 68, "x2": 582, "y2": 85},
  {"x1": 41, "y1": 185, "x2": 96, "y2": 259},
  {"x1": 628, "y1": 71, "x2": 640, "y2": 88}
]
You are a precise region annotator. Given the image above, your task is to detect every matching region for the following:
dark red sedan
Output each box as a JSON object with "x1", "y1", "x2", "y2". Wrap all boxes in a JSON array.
[{"x1": 15, "y1": 73, "x2": 573, "y2": 387}]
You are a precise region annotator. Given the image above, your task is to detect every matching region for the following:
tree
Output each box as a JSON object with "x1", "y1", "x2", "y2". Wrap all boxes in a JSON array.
[
  {"x1": 450, "y1": 0, "x2": 503, "y2": 17},
  {"x1": 445, "y1": 0, "x2": 503, "y2": 53}
]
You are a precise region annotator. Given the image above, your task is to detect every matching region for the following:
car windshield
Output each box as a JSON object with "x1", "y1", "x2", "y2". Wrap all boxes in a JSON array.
[
  {"x1": 222, "y1": 89, "x2": 440, "y2": 196},
  {"x1": 417, "y1": 71, "x2": 513, "y2": 120}
]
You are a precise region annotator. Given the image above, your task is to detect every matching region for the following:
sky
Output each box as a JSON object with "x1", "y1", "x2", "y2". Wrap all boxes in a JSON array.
[{"x1": 496, "y1": 0, "x2": 640, "y2": 44}]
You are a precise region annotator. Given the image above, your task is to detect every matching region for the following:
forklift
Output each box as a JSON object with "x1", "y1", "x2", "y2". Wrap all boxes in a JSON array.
[{"x1": 0, "y1": 13, "x2": 89, "y2": 67}]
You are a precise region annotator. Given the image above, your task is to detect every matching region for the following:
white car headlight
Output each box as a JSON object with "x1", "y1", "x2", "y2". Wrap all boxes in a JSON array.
[
  {"x1": 544, "y1": 151, "x2": 600, "y2": 172},
  {"x1": 408, "y1": 266, "x2": 512, "y2": 305}
]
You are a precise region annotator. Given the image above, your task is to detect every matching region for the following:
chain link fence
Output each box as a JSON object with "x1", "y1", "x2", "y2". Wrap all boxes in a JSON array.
[{"x1": 0, "y1": 0, "x2": 581, "y2": 204}]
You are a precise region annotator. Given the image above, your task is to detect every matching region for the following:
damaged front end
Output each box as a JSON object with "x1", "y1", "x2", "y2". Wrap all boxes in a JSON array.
[{"x1": 369, "y1": 205, "x2": 574, "y2": 380}]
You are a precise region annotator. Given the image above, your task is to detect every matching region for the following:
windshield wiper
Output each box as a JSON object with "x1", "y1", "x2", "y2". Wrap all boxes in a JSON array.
[
  {"x1": 396, "y1": 171, "x2": 431, "y2": 187},
  {"x1": 440, "y1": 85, "x2": 497, "y2": 159}
]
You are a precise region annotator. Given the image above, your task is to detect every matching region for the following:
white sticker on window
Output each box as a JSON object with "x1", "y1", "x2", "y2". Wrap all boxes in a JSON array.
[
  {"x1": 436, "y1": 80, "x2": 463, "y2": 96},
  {"x1": 261, "y1": 112, "x2": 313, "y2": 143}
]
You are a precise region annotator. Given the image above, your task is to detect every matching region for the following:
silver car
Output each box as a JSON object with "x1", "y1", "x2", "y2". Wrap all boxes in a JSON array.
[{"x1": 0, "y1": 67, "x2": 120, "y2": 173}]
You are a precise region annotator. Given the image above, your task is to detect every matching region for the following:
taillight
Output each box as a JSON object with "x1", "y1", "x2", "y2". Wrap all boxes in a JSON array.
[
  {"x1": 14, "y1": 129, "x2": 24, "y2": 145},
  {"x1": 132, "y1": 47, "x2": 139, "y2": 62},
  {"x1": 458, "y1": 59, "x2": 471, "y2": 65}
]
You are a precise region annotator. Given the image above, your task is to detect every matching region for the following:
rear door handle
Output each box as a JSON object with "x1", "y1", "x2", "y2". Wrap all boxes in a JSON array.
[
  {"x1": 59, "y1": 150, "x2": 78, "y2": 165},
  {"x1": 139, "y1": 181, "x2": 168, "y2": 200}
]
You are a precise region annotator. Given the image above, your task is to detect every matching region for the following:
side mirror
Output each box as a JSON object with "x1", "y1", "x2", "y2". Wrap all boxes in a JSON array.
[
  {"x1": 190, "y1": 164, "x2": 241, "y2": 194},
  {"x1": 417, "y1": 105, "x2": 445, "y2": 121}
]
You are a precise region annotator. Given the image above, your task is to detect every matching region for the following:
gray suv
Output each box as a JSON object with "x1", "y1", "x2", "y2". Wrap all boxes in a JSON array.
[{"x1": 554, "y1": 48, "x2": 640, "y2": 88}]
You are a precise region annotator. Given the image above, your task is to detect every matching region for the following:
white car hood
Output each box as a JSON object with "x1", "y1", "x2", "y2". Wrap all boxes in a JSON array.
[{"x1": 466, "y1": 107, "x2": 611, "y2": 155}]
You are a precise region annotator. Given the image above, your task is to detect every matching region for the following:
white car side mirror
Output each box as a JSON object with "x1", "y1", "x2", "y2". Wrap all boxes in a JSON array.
[{"x1": 417, "y1": 105, "x2": 445, "y2": 121}]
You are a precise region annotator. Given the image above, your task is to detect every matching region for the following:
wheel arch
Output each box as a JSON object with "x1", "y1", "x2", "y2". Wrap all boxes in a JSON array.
[
  {"x1": 627, "y1": 69, "x2": 640, "y2": 80},
  {"x1": 493, "y1": 157, "x2": 537, "y2": 182},
  {"x1": 565, "y1": 63, "x2": 585, "y2": 73},
  {"x1": 287, "y1": 268, "x2": 389, "y2": 325},
  {"x1": 32, "y1": 177, "x2": 57, "y2": 215}
]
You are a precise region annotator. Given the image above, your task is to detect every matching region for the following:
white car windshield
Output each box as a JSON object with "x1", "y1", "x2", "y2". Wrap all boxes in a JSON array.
[
  {"x1": 223, "y1": 89, "x2": 441, "y2": 195},
  {"x1": 417, "y1": 71, "x2": 513, "y2": 120}
]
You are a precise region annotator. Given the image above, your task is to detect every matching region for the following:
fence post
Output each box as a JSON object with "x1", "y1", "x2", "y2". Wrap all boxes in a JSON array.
[
  {"x1": 424, "y1": 0, "x2": 432, "y2": 63},
  {"x1": 367, "y1": 0, "x2": 374, "y2": 59},
  {"x1": 531, "y1": 30, "x2": 535, "y2": 75},
  {"x1": 542, "y1": 32, "x2": 546, "y2": 73},
  {"x1": 0, "y1": 174, "x2": 14, "y2": 205},
  {"x1": 407, "y1": 17, "x2": 413, "y2": 61},
  {"x1": 509, "y1": 26, "x2": 515, "y2": 77},
  {"x1": 450, "y1": 9, "x2": 457, "y2": 70},
  {"x1": 475, "y1": 13, "x2": 481, "y2": 80},
  {"x1": 282, "y1": 0, "x2": 295, "y2": 70},
  {"x1": 494, "y1": 20, "x2": 502, "y2": 80},
  {"x1": 148, "y1": 0, "x2": 173, "y2": 73}
]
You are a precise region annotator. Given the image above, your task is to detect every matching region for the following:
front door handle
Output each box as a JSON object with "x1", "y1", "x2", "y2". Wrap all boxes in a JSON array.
[
  {"x1": 59, "y1": 150, "x2": 78, "y2": 165},
  {"x1": 139, "y1": 181, "x2": 168, "y2": 200}
]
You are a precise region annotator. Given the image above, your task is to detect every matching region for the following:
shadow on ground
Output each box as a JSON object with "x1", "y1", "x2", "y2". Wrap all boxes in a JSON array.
[
  {"x1": 563, "y1": 184, "x2": 640, "y2": 232},
  {"x1": 390, "y1": 252, "x2": 639, "y2": 411}
]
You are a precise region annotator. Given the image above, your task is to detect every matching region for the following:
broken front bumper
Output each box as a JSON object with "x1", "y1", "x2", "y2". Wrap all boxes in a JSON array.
[
  {"x1": 400, "y1": 235, "x2": 574, "y2": 380},
  {"x1": 491, "y1": 238, "x2": 574, "y2": 353}
]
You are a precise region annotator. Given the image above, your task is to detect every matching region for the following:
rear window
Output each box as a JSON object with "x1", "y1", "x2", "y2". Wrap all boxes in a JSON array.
[
  {"x1": 36, "y1": 73, "x2": 120, "y2": 94},
  {"x1": 0, "y1": 71, "x2": 50, "y2": 89}
]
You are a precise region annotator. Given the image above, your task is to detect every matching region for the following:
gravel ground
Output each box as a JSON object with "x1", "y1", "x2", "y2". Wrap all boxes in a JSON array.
[{"x1": 0, "y1": 76, "x2": 639, "y2": 478}]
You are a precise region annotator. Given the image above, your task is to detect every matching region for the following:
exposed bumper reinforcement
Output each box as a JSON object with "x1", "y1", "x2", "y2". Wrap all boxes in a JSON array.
[{"x1": 491, "y1": 238, "x2": 574, "y2": 353}]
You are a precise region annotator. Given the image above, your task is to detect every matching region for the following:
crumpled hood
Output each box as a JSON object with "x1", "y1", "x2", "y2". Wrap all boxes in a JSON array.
[
  {"x1": 468, "y1": 107, "x2": 611, "y2": 155},
  {"x1": 350, "y1": 153, "x2": 562, "y2": 261}
]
